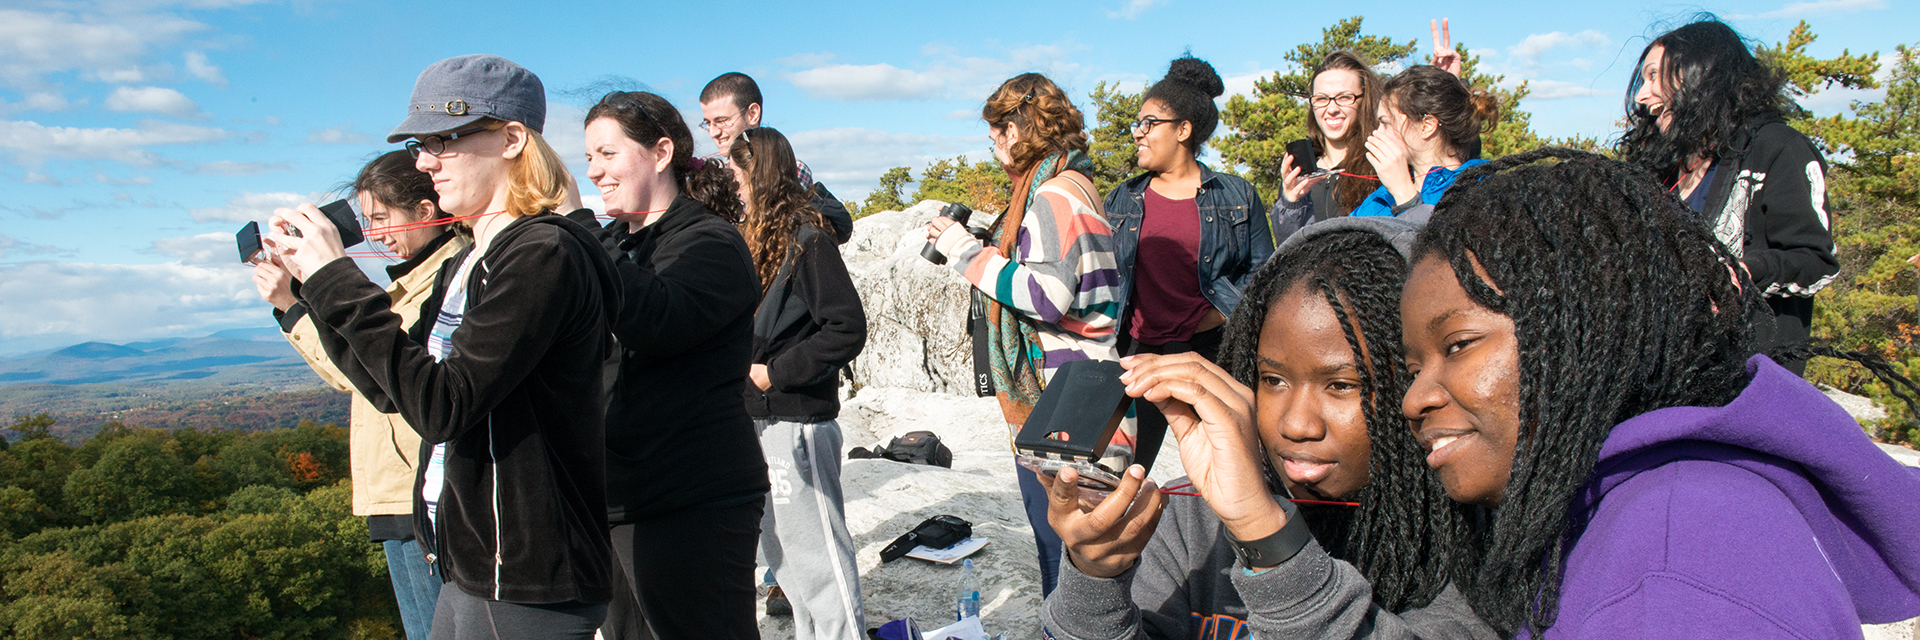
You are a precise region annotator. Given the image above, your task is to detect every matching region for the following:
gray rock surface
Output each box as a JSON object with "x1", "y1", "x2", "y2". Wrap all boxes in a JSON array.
[{"x1": 840, "y1": 201, "x2": 996, "y2": 396}]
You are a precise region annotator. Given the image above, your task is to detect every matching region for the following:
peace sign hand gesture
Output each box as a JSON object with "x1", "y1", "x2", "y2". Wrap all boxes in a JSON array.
[{"x1": 1431, "y1": 18, "x2": 1463, "y2": 77}]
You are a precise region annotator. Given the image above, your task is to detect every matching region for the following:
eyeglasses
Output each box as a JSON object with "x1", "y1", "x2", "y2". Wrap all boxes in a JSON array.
[
  {"x1": 405, "y1": 125, "x2": 489, "y2": 159},
  {"x1": 1130, "y1": 116, "x2": 1183, "y2": 135},
  {"x1": 1309, "y1": 93, "x2": 1364, "y2": 108},
  {"x1": 700, "y1": 111, "x2": 742, "y2": 131}
]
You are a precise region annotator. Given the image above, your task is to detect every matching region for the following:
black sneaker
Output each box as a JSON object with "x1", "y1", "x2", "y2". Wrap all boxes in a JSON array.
[{"x1": 766, "y1": 585, "x2": 793, "y2": 617}]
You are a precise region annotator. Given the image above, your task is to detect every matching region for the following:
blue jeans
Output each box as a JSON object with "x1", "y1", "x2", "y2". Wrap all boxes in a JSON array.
[
  {"x1": 384, "y1": 538, "x2": 443, "y2": 640},
  {"x1": 1016, "y1": 458, "x2": 1063, "y2": 596}
]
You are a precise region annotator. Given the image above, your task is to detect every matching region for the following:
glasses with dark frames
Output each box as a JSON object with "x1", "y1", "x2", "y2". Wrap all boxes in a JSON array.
[
  {"x1": 1309, "y1": 93, "x2": 1364, "y2": 108},
  {"x1": 405, "y1": 125, "x2": 490, "y2": 159},
  {"x1": 1130, "y1": 115, "x2": 1184, "y2": 135}
]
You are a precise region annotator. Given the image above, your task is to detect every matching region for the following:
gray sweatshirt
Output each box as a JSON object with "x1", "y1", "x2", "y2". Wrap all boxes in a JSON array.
[{"x1": 1039, "y1": 485, "x2": 1497, "y2": 640}]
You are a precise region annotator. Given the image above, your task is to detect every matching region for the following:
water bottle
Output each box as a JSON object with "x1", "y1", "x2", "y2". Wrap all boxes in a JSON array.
[{"x1": 957, "y1": 558, "x2": 981, "y2": 620}]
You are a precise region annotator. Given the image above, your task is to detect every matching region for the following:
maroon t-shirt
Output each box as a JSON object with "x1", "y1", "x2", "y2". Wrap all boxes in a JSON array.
[{"x1": 1128, "y1": 187, "x2": 1215, "y2": 345}]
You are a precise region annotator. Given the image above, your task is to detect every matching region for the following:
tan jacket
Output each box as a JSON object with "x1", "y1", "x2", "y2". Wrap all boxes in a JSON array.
[{"x1": 283, "y1": 235, "x2": 472, "y2": 516}]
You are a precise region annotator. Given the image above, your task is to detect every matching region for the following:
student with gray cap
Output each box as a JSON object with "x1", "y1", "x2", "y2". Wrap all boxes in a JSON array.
[{"x1": 265, "y1": 54, "x2": 619, "y2": 640}]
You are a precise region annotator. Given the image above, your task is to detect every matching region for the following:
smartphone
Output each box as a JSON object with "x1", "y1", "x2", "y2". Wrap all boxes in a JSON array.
[
  {"x1": 236, "y1": 221, "x2": 264, "y2": 264},
  {"x1": 1285, "y1": 139, "x2": 1334, "y2": 179},
  {"x1": 1017, "y1": 454, "x2": 1122, "y2": 503}
]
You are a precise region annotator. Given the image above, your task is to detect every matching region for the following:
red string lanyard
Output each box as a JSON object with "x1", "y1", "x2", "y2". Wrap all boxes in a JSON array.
[{"x1": 1158, "y1": 481, "x2": 1360, "y2": 507}]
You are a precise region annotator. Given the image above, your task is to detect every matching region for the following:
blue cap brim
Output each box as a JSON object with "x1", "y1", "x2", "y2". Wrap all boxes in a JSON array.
[{"x1": 386, "y1": 112, "x2": 487, "y2": 144}]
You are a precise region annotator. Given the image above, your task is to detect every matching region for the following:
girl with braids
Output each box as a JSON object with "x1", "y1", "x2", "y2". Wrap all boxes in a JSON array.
[
  {"x1": 731, "y1": 126, "x2": 868, "y2": 640},
  {"x1": 1272, "y1": 50, "x2": 1388, "y2": 240},
  {"x1": 1620, "y1": 18, "x2": 1838, "y2": 376},
  {"x1": 1040, "y1": 217, "x2": 1495, "y2": 640},
  {"x1": 1349, "y1": 65, "x2": 1497, "y2": 220},
  {"x1": 1105, "y1": 55, "x2": 1274, "y2": 477},
  {"x1": 921, "y1": 72, "x2": 1123, "y2": 595},
  {"x1": 578, "y1": 90, "x2": 769, "y2": 640},
  {"x1": 1126, "y1": 148, "x2": 1920, "y2": 638}
]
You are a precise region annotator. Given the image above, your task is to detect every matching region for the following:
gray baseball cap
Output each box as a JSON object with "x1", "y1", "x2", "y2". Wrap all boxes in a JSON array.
[{"x1": 387, "y1": 55, "x2": 546, "y2": 143}]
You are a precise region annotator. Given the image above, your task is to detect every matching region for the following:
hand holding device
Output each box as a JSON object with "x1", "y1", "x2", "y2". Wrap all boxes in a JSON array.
[
  {"x1": 1039, "y1": 462, "x2": 1165, "y2": 579},
  {"x1": 921, "y1": 202, "x2": 976, "y2": 265},
  {"x1": 1282, "y1": 139, "x2": 1333, "y2": 203},
  {"x1": 1119, "y1": 352, "x2": 1287, "y2": 544}
]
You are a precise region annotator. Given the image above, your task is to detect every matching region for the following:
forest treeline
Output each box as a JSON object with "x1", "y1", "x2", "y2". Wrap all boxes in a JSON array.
[
  {"x1": 0, "y1": 415, "x2": 399, "y2": 639},
  {"x1": 855, "y1": 18, "x2": 1920, "y2": 441}
]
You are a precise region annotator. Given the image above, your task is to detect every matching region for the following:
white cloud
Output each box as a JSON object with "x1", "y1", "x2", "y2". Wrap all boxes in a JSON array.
[
  {"x1": 785, "y1": 127, "x2": 983, "y2": 199},
  {"x1": 1509, "y1": 30, "x2": 1610, "y2": 61},
  {"x1": 22, "y1": 171, "x2": 61, "y2": 186},
  {"x1": 788, "y1": 63, "x2": 951, "y2": 101},
  {"x1": 1219, "y1": 71, "x2": 1270, "y2": 100},
  {"x1": 23, "y1": 92, "x2": 68, "y2": 111},
  {"x1": 304, "y1": 123, "x2": 368, "y2": 144},
  {"x1": 190, "y1": 160, "x2": 292, "y2": 175},
  {"x1": 0, "y1": 118, "x2": 229, "y2": 165},
  {"x1": 1732, "y1": 0, "x2": 1888, "y2": 20},
  {"x1": 1110, "y1": 0, "x2": 1166, "y2": 19},
  {"x1": 0, "y1": 233, "x2": 63, "y2": 260},
  {"x1": 0, "y1": 8, "x2": 209, "y2": 88},
  {"x1": 94, "y1": 173, "x2": 153, "y2": 185},
  {"x1": 1521, "y1": 79, "x2": 1611, "y2": 100},
  {"x1": 105, "y1": 85, "x2": 202, "y2": 119},
  {"x1": 183, "y1": 50, "x2": 225, "y2": 87},
  {"x1": 783, "y1": 43, "x2": 1085, "y2": 102},
  {"x1": 0, "y1": 259, "x2": 261, "y2": 351},
  {"x1": 187, "y1": 191, "x2": 326, "y2": 223},
  {"x1": 150, "y1": 232, "x2": 233, "y2": 266}
]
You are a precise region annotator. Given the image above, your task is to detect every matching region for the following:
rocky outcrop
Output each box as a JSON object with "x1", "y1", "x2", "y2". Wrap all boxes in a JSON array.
[{"x1": 840, "y1": 201, "x2": 992, "y2": 396}]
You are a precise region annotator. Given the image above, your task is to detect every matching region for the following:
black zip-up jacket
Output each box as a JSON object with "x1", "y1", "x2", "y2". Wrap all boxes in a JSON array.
[
  {"x1": 743, "y1": 224, "x2": 867, "y2": 422},
  {"x1": 567, "y1": 198, "x2": 771, "y2": 520},
  {"x1": 302, "y1": 213, "x2": 618, "y2": 605},
  {"x1": 1696, "y1": 117, "x2": 1839, "y2": 370}
]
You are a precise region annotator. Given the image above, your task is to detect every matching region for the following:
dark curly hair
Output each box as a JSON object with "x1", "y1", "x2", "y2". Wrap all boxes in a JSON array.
[
  {"x1": 1217, "y1": 227, "x2": 1481, "y2": 613},
  {"x1": 1142, "y1": 55, "x2": 1225, "y2": 156},
  {"x1": 982, "y1": 73, "x2": 1089, "y2": 175},
  {"x1": 730, "y1": 127, "x2": 829, "y2": 288},
  {"x1": 585, "y1": 90, "x2": 743, "y2": 222},
  {"x1": 1383, "y1": 65, "x2": 1498, "y2": 161},
  {"x1": 1619, "y1": 18, "x2": 1789, "y2": 183}
]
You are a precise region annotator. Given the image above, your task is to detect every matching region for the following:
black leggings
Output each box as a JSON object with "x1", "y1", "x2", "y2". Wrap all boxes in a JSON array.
[
  {"x1": 428, "y1": 587, "x2": 605, "y2": 640},
  {"x1": 1121, "y1": 327, "x2": 1224, "y2": 474},
  {"x1": 602, "y1": 500, "x2": 764, "y2": 640}
]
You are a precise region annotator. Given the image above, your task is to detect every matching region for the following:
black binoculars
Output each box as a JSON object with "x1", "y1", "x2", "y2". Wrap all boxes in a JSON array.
[{"x1": 919, "y1": 202, "x2": 986, "y2": 265}]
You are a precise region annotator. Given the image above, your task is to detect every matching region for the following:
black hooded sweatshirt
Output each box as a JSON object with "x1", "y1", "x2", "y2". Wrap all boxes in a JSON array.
[
  {"x1": 301, "y1": 213, "x2": 618, "y2": 605},
  {"x1": 567, "y1": 198, "x2": 771, "y2": 521}
]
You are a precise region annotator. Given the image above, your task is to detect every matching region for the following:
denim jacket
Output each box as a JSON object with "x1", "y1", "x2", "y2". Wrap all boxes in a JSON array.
[{"x1": 1104, "y1": 163, "x2": 1274, "y2": 320}]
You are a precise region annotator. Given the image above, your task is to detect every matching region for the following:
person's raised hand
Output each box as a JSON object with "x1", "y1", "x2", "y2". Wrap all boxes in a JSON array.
[
  {"x1": 252, "y1": 258, "x2": 297, "y2": 312},
  {"x1": 924, "y1": 215, "x2": 956, "y2": 242},
  {"x1": 1365, "y1": 128, "x2": 1419, "y2": 207},
  {"x1": 266, "y1": 203, "x2": 347, "y2": 282},
  {"x1": 1431, "y1": 19, "x2": 1463, "y2": 77},
  {"x1": 1280, "y1": 151, "x2": 1329, "y2": 204},
  {"x1": 1040, "y1": 463, "x2": 1165, "y2": 579},
  {"x1": 1119, "y1": 353, "x2": 1284, "y2": 543}
]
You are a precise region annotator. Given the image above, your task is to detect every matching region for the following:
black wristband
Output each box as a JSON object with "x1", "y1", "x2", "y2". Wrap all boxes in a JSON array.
[
  {"x1": 276, "y1": 301, "x2": 309, "y2": 333},
  {"x1": 1228, "y1": 497, "x2": 1313, "y2": 568}
]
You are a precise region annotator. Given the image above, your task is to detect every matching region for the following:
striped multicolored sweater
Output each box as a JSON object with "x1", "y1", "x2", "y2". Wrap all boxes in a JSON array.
[{"x1": 934, "y1": 176, "x2": 1122, "y2": 382}]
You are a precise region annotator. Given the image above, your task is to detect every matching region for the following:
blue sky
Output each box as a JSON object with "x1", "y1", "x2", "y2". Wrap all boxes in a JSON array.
[{"x1": 0, "y1": 0, "x2": 1910, "y2": 354}]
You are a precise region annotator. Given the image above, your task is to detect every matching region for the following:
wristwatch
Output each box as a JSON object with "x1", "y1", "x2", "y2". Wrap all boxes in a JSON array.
[{"x1": 1227, "y1": 497, "x2": 1313, "y2": 569}]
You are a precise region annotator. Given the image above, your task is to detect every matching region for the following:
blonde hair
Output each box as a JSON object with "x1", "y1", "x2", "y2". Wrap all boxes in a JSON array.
[{"x1": 482, "y1": 118, "x2": 569, "y2": 218}]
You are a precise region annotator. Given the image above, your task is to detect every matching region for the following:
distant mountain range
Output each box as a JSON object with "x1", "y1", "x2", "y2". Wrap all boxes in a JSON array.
[
  {"x1": 0, "y1": 328, "x2": 316, "y2": 387},
  {"x1": 0, "y1": 329, "x2": 347, "y2": 441}
]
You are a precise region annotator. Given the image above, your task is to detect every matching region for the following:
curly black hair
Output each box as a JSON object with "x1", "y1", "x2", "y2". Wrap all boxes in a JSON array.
[
  {"x1": 1142, "y1": 55, "x2": 1225, "y2": 156},
  {"x1": 1619, "y1": 18, "x2": 1789, "y2": 183},
  {"x1": 1217, "y1": 227, "x2": 1481, "y2": 613}
]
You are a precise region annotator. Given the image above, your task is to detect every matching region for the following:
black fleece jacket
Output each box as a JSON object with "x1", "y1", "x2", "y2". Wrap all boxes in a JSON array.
[
  {"x1": 568, "y1": 198, "x2": 771, "y2": 521},
  {"x1": 302, "y1": 213, "x2": 618, "y2": 605},
  {"x1": 1697, "y1": 117, "x2": 1839, "y2": 370},
  {"x1": 743, "y1": 224, "x2": 867, "y2": 422}
]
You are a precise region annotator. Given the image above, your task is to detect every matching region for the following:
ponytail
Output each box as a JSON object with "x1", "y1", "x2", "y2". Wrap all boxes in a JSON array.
[{"x1": 1383, "y1": 65, "x2": 1495, "y2": 159}]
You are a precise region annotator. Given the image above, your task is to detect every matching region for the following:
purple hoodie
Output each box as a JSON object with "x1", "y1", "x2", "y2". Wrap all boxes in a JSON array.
[{"x1": 1550, "y1": 355, "x2": 1920, "y2": 638}]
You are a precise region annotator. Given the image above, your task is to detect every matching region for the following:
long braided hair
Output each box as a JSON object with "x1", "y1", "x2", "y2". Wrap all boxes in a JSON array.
[
  {"x1": 1412, "y1": 148, "x2": 1759, "y2": 636},
  {"x1": 1217, "y1": 227, "x2": 1480, "y2": 613}
]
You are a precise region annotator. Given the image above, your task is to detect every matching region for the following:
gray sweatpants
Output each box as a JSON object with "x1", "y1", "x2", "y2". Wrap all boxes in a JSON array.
[{"x1": 757, "y1": 418, "x2": 866, "y2": 640}]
